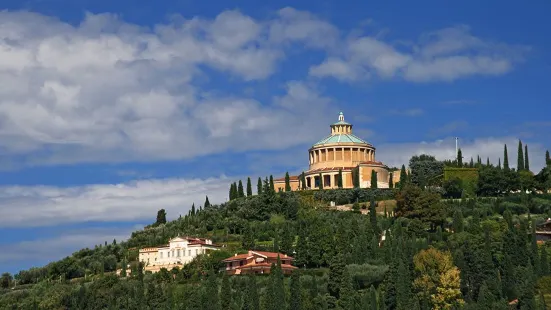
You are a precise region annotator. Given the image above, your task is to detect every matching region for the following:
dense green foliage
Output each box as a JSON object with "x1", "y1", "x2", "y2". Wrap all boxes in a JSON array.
[{"x1": 2, "y1": 150, "x2": 551, "y2": 309}]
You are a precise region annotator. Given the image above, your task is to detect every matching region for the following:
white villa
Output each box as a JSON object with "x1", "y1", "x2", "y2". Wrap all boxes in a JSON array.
[{"x1": 138, "y1": 236, "x2": 220, "y2": 273}]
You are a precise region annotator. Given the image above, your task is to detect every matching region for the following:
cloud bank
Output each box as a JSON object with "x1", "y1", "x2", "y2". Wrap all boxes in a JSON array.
[{"x1": 0, "y1": 9, "x2": 530, "y2": 168}]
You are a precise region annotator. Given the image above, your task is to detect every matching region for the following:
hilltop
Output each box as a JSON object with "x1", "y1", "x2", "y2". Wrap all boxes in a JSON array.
[{"x1": 1, "y1": 149, "x2": 551, "y2": 309}]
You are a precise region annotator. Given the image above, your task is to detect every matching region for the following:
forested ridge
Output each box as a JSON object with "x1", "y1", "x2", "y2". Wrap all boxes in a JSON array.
[{"x1": 1, "y1": 146, "x2": 551, "y2": 309}]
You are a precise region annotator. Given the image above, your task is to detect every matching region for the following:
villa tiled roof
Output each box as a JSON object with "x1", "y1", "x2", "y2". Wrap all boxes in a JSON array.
[
  {"x1": 313, "y1": 133, "x2": 371, "y2": 147},
  {"x1": 222, "y1": 253, "x2": 253, "y2": 262},
  {"x1": 236, "y1": 263, "x2": 297, "y2": 270},
  {"x1": 222, "y1": 251, "x2": 294, "y2": 262}
]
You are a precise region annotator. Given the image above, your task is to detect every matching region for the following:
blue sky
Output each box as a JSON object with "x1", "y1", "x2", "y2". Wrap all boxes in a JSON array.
[{"x1": 0, "y1": 0, "x2": 550, "y2": 274}]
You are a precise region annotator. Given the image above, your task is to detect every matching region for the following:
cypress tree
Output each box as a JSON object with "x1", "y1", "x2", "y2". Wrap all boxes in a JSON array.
[
  {"x1": 371, "y1": 170, "x2": 378, "y2": 188},
  {"x1": 328, "y1": 254, "x2": 346, "y2": 299},
  {"x1": 285, "y1": 172, "x2": 291, "y2": 192},
  {"x1": 257, "y1": 177, "x2": 263, "y2": 195},
  {"x1": 191, "y1": 203, "x2": 196, "y2": 215},
  {"x1": 205, "y1": 270, "x2": 220, "y2": 310},
  {"x1": 504, "y1": 145, "x2": 510, "y2": 171},
  {"x1": 457, "y1": 148, "x2": 463, "y2": 167},
  {"x1": 498, "y1": 158, "x2": 502, "y2": 169},
  {"x1": 269, "y1": 175, "x2": 275, "y2": 193},
  {"x1": 220, "y1": 273, "x2": 231, "y2": 309},
  {"x1": 301, "y1": 172, "x2": 307, "y2": 190},
  {"x1": 120, "y1": 259, "x2": 127, "y2": 277},
  {"x1": 518, "y1": 140, "x2": 525, "y2": 171},
  {"x1": 452, "y1": 210, "x2": 464, "y2": 233},
  {"x1": 369, "y1": 199, "x2": 378, "y2": 231},
  {"x1": 289, "y1": 271, "x2": 302, "y2": 310},
  {"x1": 249, "y1": 275, "x2": 260, "y2": 310},
  {"x1": 338, "y1": 169, "x2": 343, "y2": 188},
  {"x1": 540, "y1": 247, "x2": 549, "y2": 276},
  {"x1": 238, "y1": 180, "x2": 245, "y2": 198},
  {"x1": 204, "y1": 196, "x2": 210, "y2": 208},
  {"x1": 264, "y1": 177, "x2": 270, "y2": 194},
  {"x1": 478, "y1": 155, "x2": 482, "y2": 165},
  {"x1": 546, "y1": 150, "x2": 550, "y2": 166},
  {"x1": 487, "y1": 157, "x2": 490, "y2": 166},
  {"x1": 399, "y1": 164, "x2": 407, "y2": 189},
  {"x1": 318, "y1": 173, "x2": 323, "y2": 190},
  {"x1": 389, "y1": 172, "x2": 394, "y2": 188},
  {"x1": 469, "y1": 157, "x2": 474, "y2": 167},
  {"x1": 525, "y1": 145, "x2": 530, "y2": 171},
  {"x1": 246, "y1": 177, "x2": 252, "y2": 196}
]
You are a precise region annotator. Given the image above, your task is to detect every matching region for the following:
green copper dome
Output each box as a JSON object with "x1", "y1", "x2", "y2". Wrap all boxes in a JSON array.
[
  {"x1": 313, "y1": 112, "x2": 371, "y2": 147},
  {"x1": 313, "y1": 133, "x2": 370, "y2": 146}
]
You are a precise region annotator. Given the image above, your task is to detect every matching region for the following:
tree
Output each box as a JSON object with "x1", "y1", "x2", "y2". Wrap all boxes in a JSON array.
[
  {"x1": 204, "y1": 196, "x2": 211, "y2": 208},
  {"x1": 389, "y1": 172, "x2": 394, "y2": 188},
  {"x1": 242, "y1": 224, "x2": 255, "y2": 250},
  {"x1": 155, "y1": 209, "x2": 167, "y2": 226},
  {"x1": 371, "y1": 170, "x2": 378, "y2": 188},
  {"x1": 220, "y1": 273, "x2": 231, "y2": 309},
  {"x1": 504, "y1": 144, "x2": 510, "y2": 171},
  {"x1": 289, "y1": 271, "x2": 302, "y2": 310},
  {"x1": 457, "y1": 148, "x2": 463, "y2": 167},
  {"x1": 318, "y1": 173, "x2": 323, "y2": 190},
  {"x1": 546, "y1": 150, "x2": 551, "y2": 166},
  {"x1": 369, "y1": 199, "x2": 378, "y2": 231},
  {"x1": 399, "y1": 164, "x2": 408, "y2": 189},
  {"x1": 120, "y1": 259, "x2": 127, "y2": 277},
  {"x1": 238, "y1": 180, "x2": 245, "y2": 198},
  {"x1": 257, "y1": 177, "x2": 263, "y2": 195},
  {"x1": 244, "y1": 275, "x2": 260, "y2": 310},
  {"x1": 328, "y1": 254, "x2": 346, "y2": 299},
  {"x1": 0, "y1": 273, "x2": 12, "y2": 289},
  {"x1": 525, "y1": 144, "x2": 530, "y2": 171},
  {"x1": 300, "y1": 172, "x2": 307, "y2": 190},
  {"x1": 395, "y1": 185, "x2": 446, "y2": 231},
  {"x1": 191, "y1": 203, "x2": 196, "y2": 215},
  {"x1": 285, "y1": 172, "x2": 291, "y2": 192},
  {"x1": 205, "y1": 270, "x2": 220, "y2": 310},
  {"x1": 247, "y1": 177, "x2": 253, "y2": 197},
  {"x1": 409, "y1": 154, "x2": 444, "y2": 188},
  {"x1": 518, "y1": 140, "x2": 525, "y2": 171},
  {"x1": 338, "y1": 169, "x2": 343, "y2": 188},
  {"x1": 442, "y1": 177, "x2": 463, "y2": 199},
  {"x1": 269, "y1": 175, "x2": 275, "y2": 193},
  {"x1": 413, "y1": 248, "x2": 463, "y2": 309},
  {"x1": 229, "y1": 182, "x2": 236, "y2": 200},
  {"x1": 452, "y1": 210, "x2": 464, "y2": 233}
]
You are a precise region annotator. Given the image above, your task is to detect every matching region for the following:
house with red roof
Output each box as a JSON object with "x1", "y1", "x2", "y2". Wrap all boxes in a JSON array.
[{"x1": 222, "y1": 251, "x2": 297, "y2": 275}]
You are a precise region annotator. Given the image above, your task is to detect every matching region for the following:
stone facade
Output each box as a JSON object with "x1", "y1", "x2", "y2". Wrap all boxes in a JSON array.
[
  {"x1": 274, "y1": 112, "x2": 400, "y2": 190},
  {"x1": 138, "y1": 236, "x2": 220, "y2": 273}
]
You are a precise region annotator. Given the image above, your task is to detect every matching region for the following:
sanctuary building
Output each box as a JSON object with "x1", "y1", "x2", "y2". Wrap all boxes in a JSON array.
[
  {"x1": 138, "y1": 236, "x2": 220, "y2": 273},
  {"x1": 274, "y1": 112, "x2": 400, "y2": 191}
]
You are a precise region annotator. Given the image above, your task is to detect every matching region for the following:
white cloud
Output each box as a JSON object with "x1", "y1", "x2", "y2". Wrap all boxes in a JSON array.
[
  {"x1": 0, "y1": 10, "x2": 338, "y2": 167},
  {"x1": 310, "y1": 25, "x2": 528, "y2": 82},
  {"x1": 0, "y1": 227, "x2": 136, "y2": 264},
  {"x1": 377, "y1": 136, "x2": 547, "y2": 172},
  {"x1": 0, "y1": 176, "x2": 232, "y2": 227}
]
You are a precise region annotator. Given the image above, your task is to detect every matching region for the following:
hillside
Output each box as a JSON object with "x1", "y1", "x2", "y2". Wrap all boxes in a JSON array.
[{"x1": 1, "y1": 180, "x2": 551, "y2": 309}]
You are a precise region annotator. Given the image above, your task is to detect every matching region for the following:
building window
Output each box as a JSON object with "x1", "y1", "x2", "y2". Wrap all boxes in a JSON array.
[
  {"x1": 177, "y1": 250, "x2": 180, "y2": 257},
  {"x1": 188, "y1": 250, "x2": 191, "y2": 256},
  {"x1": 160, "y1": 252, "x2": 163, "y2": 259}
]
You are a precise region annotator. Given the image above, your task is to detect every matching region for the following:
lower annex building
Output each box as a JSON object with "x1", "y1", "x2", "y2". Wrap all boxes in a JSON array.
[{"x1": 274, "y1": 112, "x2": 401, "y2": 191}]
